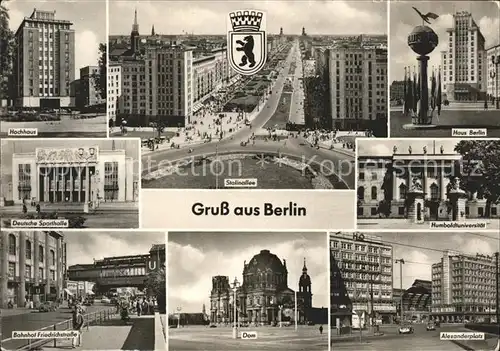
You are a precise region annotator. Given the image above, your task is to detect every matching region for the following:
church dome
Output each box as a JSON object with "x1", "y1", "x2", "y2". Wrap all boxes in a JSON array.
[{"x1": 245, "y1": 249, "x2": 287, "y2": 274}]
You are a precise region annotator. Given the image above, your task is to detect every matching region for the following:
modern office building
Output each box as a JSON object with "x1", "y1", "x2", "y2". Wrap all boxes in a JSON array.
[
  {"x1": 441, "y1": 11, "x2": 487, "y2": 101},
  {"x1": 13, "y1": 9, "x2": 75, "y2": 108},
  {"x1": 357, "y1": 145, "x2": 500, "y2": 219},
  {"x1": 0, "y1": 231, "x2": 66, "y2": 308},
  {"x1": 107, "y1": 63, "x2": 122, "y2": 123},
  {"x1": 329, "y1": 46, "x2": 387, "y2": 130},
  {"x1": 76, "y1": 65, "x2": 104, "y2": 108},
  {"x1": 389, "y1": 80, "x2": 405, "y2": 102},
  {"x1": 431, "y1": 250, "x2": 498, "y2": 323},
  {"x1": 486, "y1": 44, "x2": 500, "y2": 102},
  {"x1": 5, "y1": 144, "x2": 137, "y2": 204},
  {"x1": 330, "y1": 232, "x2": 395, "y2": 327}
]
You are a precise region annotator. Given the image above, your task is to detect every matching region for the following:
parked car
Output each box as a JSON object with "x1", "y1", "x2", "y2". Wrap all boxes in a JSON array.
[
  {"x1": 426, "y1": 323, "x2": 436, "y2": 331},
  {"x1": 398, "y1": 325, "x2": 414, "y2": 334},
  {"x1": 101, "y1": 297, "x2": 111, "y2": 304},
  {"x1": 39, "y1": 301, "x2": 58, "y2": 312}
]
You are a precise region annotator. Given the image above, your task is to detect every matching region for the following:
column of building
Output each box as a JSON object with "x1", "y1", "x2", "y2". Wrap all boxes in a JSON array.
[
  {"x1": 18, "y1": 232, "x2": 26, "y2": 307},
  {"x1": 56, "y1": 237, "x2": 62, "y2": 299},
  {"x1": 33, "y1": 233, "x2": 40, "y2": 305},
  {"x1": 44, "y1": 232, "x2": 51, "y2": 296},
  {"x1": 440, "y1": 168, "x2": 446, "y2": 200},
  {"x1": 52, "y1": 167, "x2": 57, "y2": 202},
  {"x1": 392, "y1": 168, "x2": 398, "y2": 201},
  {"x1": 1, "y1": 233, "x2": 9, "y2": 308}
]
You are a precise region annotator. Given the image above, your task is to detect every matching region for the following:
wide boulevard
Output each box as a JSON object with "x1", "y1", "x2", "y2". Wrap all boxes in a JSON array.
[
  {"x1": 142, "y1": 41, "x2": 355, "y2": 189},
  {"x1": 331, "y1": 323, "x2": 489, "y2": 351}
]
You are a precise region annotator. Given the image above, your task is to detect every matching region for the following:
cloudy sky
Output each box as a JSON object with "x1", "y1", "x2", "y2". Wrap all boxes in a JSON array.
[
  {"x1": 109, "y1": 0, "x2": 387, "y2": 36},
  {"x1": 390, "y1": 1, "x2": 500, "y2": 82},
  {"x1": 168, "y1": 232, "x2": 328, "y2": 314},
  {"x1": 0, "y1": 139, "x2": 140, "y2": 176},
  {"x1": 337, "y1": 232, "x2": 499, "y2": 290},
  {"x1": 63, "y1": 231, "x2": 166, "y2": 266},
  {"x1": 357, "y1": 138, "x2": 467, "y2": 157},
  {"x1": 6, "y1": 0, "x2": 106, "y2": 79}
]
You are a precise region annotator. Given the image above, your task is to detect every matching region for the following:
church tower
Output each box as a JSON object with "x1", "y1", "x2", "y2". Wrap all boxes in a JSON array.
[
  {"x1": 130, "y1": 9, "x2": 140, "y2": 54},
  {"x1": 151, "y1": 25, "x2": 155, "y2": 36},
  {"x1": 301, "y1": 27, "x2": 306, "y2": 36},
  {"x1": 280, "y1": 27, "x2": 283, "y2": 35},
  {"x1": 298, "y1": 258, "x2": 313, "y2": 323}
]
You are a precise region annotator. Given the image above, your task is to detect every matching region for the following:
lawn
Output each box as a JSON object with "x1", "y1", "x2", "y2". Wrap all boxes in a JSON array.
[{"x1": 264, "y1": 91, "x2": 292, "y2": 129}]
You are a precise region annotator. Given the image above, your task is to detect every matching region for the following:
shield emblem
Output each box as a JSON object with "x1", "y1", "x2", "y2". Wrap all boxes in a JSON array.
[{"x1": 227, "y1": 10, "x2": 267, "y2": 76}]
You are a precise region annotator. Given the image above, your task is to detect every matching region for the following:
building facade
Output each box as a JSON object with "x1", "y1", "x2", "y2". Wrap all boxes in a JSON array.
[
  {"x1": 330, "y1": 232, "x2": 395, "y2": 327},
  {"x1": 486, "y1": 44, "x2": 500, "y2": 102},
  {"x1": 108, "y1": 63, "x2": 122, "y2": 123},
  {"x1": 0, "y1": 231, "x2": 66, "y2": 308},
  {"x1": 77, "y1": 66, "x2": 104, "y2": 108},
  {"x1": 328, "y1": 46, "x2": 387, "y2": 131},
  {"x1": 431, "y1": 250, "x2": 498, "y2": 323},
  {"x1": 209, "y1": 250, "x2": 316, "y2": 325},
  {"x1": 14, "y1": 9, "x2": 75, "y2": 108},
  {"x1": 390, "y1": 80, "x2": 405, "y2": 102},
  {"x1": 357, "y1": 147, "x2": 500, "y2": 219},
  {"x1": 9, "y1": 145, "x2": 136, "y2": 204},
  {"x1": 441, "y1": 11, "x2": 487, "y2": 101}
]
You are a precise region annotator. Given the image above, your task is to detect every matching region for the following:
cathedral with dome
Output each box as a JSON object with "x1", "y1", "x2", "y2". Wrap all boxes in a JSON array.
[{"x1": 209, "y1": 249, "x2": 326, "y2": 325}]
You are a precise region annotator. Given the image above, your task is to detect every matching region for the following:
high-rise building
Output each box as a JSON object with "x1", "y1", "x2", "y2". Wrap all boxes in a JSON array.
[
  {"x1": 329, "y1": 46, "x2": 387, "y2": 131},
  {"x1": 0, "y1": 231, "x2": 66, "y2": 308},
  {"x1": 13, "y1": 9, "x2": 75, "y2": 108},
  {"x1": 330, "y1": 232, "x2": 395, "y2": 328},
  {"x1": 431, "y1": 250, "x2": 498, "y2": 323},
  {"x1": 486, "y1": 44, "x2": 500, "y2": 103},
  {"x1": 107, "y1": 63, "x2": 122, "y2": 124},
  {"x1": 77, "y1": 66, "x2": 104, "y2": 108},
  {"x1": 440, "y1": 11, "x2": 487, "y2": 102}
]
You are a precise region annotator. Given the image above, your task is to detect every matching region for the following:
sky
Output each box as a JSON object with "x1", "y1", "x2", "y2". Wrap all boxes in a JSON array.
[
  {"x1": 63, "y1": 231, "x2": 166, "y2": 266},
  {"x1": 357, "y1": 138, "x2": 463, "y2": 157},
  {"x1": 6, "y1": 0, "x2": 106, "y2": 79},
  {"x1": 334, "y1": 232, "x2": 499, "y2": 290},
  {"x1": 109, "y1": 0, "x2": 387, "y2": 36},
  {"x1": 168, "y1": 232, "x2": 328, "y2": 314},
  {"x1": 0, "y1": 139, "x2": 140, "y2": 176},
  {"x1": 389, "y1": 1, "x2": 500, "y2": 82}
]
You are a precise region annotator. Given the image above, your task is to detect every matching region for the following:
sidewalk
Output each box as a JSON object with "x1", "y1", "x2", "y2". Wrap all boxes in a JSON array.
[
  {"x1": 0, "y1": 307, "x2": 32, "y2": 317},
  {"x1": 42, "y1": 315, "x2": 155, "y2": 351},
  {"x1": 451, "y1": 334, "x2": 499, "y2": 351}
]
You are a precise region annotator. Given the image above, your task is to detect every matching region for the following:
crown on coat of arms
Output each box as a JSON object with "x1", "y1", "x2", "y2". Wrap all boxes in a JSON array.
[{"x1": 229, "y1": 11, "x2": 263, "y2": 32}]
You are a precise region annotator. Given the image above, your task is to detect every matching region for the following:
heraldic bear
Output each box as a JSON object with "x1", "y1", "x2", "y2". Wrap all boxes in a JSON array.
[{"x1": 236, "y1": 35, "x2": 256, "y2": 68}]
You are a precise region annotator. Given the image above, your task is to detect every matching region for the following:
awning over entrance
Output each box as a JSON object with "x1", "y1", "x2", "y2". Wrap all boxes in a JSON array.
[{"x1": 64, "y1": 288, "x2": 74, "y2": 296}]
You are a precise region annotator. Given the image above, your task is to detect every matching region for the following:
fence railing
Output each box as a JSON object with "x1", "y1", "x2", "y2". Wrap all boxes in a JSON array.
[{"x1": 0, "y1": 307, "x2": 117, "y2": 351}]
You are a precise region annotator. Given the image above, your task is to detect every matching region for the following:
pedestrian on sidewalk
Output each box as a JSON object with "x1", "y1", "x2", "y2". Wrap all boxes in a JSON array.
[
  {"x1": 319, "y1": 325, "x2": 323, "y2": 335},
  {"x1": 136, "y1": 299, "x2": 142, "y2": 316},
  {"x1": 72, "y1": 307, "x2": 84, "y2": 348}
]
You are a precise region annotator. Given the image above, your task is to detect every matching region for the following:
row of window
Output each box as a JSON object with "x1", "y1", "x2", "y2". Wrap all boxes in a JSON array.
[
  {"x1": 7, "y1": 234, "x2": 56, "y2": 265},
  {"x1": 8, "y1": 262, "x2": 56, "y2": 281}
]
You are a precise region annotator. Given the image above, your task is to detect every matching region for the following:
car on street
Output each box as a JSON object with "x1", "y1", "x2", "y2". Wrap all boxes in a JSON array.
[
  {"x1": 398, "y1": 325, "x2": 414, "y2": 334},
  {"x1": 101, "y1": 297, "x2": 111, "y2": 304},
  {"x1": 426, "y1": 323, "x2": 436, "y2": 331},
  {"x1": 39, "y1": 301, "x2": 58, "y2": 312}
]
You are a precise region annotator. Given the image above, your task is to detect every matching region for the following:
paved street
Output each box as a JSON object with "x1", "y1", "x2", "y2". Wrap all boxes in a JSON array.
[
  {"x1": 288, "y1": 41, "x2": 305, "y2": 125},
  {"x1": 141, "y1": 43, "x2": 355, "y2": 189},
  {"x1": 0, "y1": 303, "x2": 113, "y2": 350},
  {"x1": 331, "y1": 324, "x2": 470, "y2": 351},
  {"x1": 40, "y1": 315, "x2": 157, "y2": 351},
  {"x1": 357, "y1": 218, "x2": 500, "y2": 230},
  {"x1": 0, "y1": 114, "x2": 107, "y2": 137},
  {"x1": 390, "y1": 109, "x2": 500, "y2": 137},
  {"x1": 169, "y1": 326, "x2": 327, "y2": 351}
]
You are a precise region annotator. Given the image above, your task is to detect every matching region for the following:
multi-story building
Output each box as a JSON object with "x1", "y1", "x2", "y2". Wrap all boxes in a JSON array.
[
  {"x1": 13, "y1": 9, "x2": 75, "y2": 108},
  {"x1": 107, "y1": 63, "x2": 122, "y2": 124},
  {"x1": 76, "y1": 66, "x2": 104, "y2": 109},
  {"x1": 390, "y1": 80, "x2": 405, "y2": 102},
  {"x1": 486, "y1": 44, "x2": 500, "y2": 103},
  {"x1": 431, "y1": 250, "x2": 498, "y2": 323},
  {"x1": 329, "y1": 46, "x2": 387, "y2": 131},
  {"x1": 0, "y1": 231, "x2": 66, "y2": 308},
  {"x1": 357, "y1": 145, "x2": 500, "y2": 219},
  {"x1": 441, "y1": 11, "x2": 487, "y2": 101},
  {"x1": 330, "y1": 232, "x2": 395, "y2": 327}
]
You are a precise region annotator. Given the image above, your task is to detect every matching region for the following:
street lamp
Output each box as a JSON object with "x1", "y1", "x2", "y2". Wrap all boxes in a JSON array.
[
  {"x1": 491, "y1": 55, "x2": 500, "y2": 109},
  {"x1": 176, "y1": 306, "x2": 182, "y2": 328},
  {"x1": 278, "y1": 303, "x2": 283, "y2": 328},
  {"x1": 78, "y1": 147, "x2": 95, "y2": 213},
  {"x1": 395, "y1": 259, "x2": 405, "y2": 324},
  {"x1": 231, "y1": 277, "x2": 240, "y2": 339}
]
